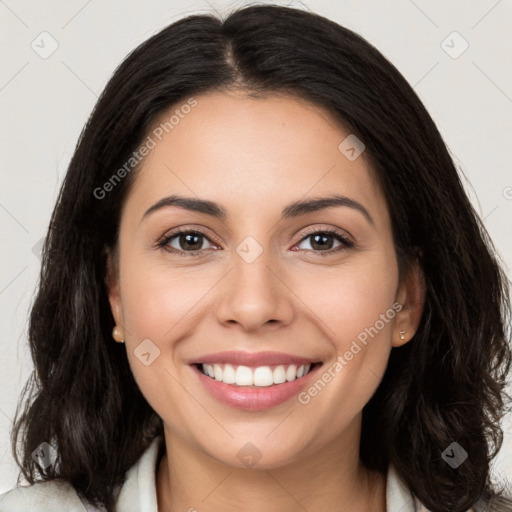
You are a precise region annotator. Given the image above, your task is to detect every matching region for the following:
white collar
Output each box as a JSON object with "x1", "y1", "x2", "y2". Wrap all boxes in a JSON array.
[{"x1": 114, "y1": 436, "x2": 164, "y2": 512}]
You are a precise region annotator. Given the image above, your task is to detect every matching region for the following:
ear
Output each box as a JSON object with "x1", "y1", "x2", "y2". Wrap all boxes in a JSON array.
[
  {"x1": 392, "y1": 251, "x2": 425, "y2": 347},
  {"x1": 104, "y1": 246, "x2": 124, "y2": 329}
]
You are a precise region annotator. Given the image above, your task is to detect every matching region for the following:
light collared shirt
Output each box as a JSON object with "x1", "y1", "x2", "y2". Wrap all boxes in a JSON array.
[{"x1": 0, "y1": 435, "x2": 433, "y2": 511}]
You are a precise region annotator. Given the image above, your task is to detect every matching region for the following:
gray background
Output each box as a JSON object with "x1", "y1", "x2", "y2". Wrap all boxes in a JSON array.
[{"x1": 1, "y1": 0, "x2": 511, "y2": 495}]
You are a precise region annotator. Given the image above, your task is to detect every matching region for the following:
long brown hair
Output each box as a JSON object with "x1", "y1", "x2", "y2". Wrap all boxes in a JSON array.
[{"x1": 10, "y1": 5, "x2": 512, "y2": 511}]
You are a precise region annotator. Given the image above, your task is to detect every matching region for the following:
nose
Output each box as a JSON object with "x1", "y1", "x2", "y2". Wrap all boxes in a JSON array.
[{"x1": 214, "y1": 244, "x2": 295, "y2": 332}]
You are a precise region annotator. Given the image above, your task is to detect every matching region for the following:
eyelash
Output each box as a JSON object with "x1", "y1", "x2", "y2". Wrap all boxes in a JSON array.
[{"x1": 155, "y1": 227, "x2": 354, "y2": 257}]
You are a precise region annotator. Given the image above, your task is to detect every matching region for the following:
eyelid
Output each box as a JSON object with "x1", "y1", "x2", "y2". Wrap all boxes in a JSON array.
[
  {"x1": 156, "y1": 224, "x2": 355, "y2": 255},
  {"x1": 297, "y1": 224, "x2": 354, "y2": 245},
  {"x1": 156, "y1": 225, "x2": 220, "y2": 248}
]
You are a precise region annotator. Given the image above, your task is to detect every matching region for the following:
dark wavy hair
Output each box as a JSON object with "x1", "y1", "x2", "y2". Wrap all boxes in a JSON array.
[{"x1": 8, "y1": 4, "x2": 512, "y2": 512}]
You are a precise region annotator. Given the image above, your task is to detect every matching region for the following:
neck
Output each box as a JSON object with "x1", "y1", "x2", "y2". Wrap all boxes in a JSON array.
[{"x1": 156, "y1": 415, "x2": 386, "y2": 512}]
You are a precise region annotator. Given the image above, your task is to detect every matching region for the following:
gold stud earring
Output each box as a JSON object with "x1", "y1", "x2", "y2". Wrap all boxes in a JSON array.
[
  {"x1": 399, "y1": 330, "x2": 406, "y2": 341},
  {"x1": 112, "y1": 325, "x2": 125, "y2": 343}
]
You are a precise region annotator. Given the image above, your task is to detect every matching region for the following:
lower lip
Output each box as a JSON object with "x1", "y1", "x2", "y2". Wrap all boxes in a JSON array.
[{"x1": 192, "y1": 364, "x2": 322, "y2": 410}]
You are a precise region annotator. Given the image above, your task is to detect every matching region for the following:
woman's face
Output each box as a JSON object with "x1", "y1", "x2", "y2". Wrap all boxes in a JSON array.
[{"x1": 106, "y1": 90, "x2": 422, "y2": 469}]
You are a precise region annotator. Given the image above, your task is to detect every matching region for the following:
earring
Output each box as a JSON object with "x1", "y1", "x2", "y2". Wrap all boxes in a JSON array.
[
  {"x1": 399, "y1": 330, "x2": 406, "y2": 341},
  {"x1": 112, "y1": 325, "x2": 125, "y2": 343}
]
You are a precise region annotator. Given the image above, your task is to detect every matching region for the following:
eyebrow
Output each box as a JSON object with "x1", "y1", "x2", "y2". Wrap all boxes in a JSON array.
[{"x1": 141, "y1": 193, "x2": 375, "y2": 227}]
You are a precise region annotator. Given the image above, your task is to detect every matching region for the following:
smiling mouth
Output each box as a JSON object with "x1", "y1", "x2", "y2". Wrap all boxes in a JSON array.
[{"x1": 194, "y1": 362, "x2": 322, "y2": 387}]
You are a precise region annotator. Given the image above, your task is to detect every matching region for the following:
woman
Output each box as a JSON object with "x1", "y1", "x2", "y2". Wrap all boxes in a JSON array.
[{"x1": 1, "y1": 4, "x2": 511, "y2": 512}]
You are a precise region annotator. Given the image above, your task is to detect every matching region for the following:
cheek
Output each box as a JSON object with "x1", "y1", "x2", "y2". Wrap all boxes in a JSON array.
[
  {"x1": 119, "y1": 251, "x2": 207, "y2": 339},
  {"x1": 335, "y1": 281, "x2": 396, "y2": 350},
  {"x1": 117, "y1": 254, "x2": 219, "y2": 394},
  {"x1": 298, "y1": 294, "x2": 396, "y2": 441},
  {"x1": 295, "y1": 249, "x2": 399, "y2": 414},
  {"x1": 300, "y1": 254, "x2": 398, "y2": 345}
]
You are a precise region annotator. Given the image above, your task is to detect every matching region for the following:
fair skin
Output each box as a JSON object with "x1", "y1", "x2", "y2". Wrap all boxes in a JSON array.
[{"x1": 105, "y1": 90, "x2": 425, "y2": 511}]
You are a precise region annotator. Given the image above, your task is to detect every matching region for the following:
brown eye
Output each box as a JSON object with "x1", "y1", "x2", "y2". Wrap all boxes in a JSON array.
[
  {"x1": 295, "y1": 229, "x2": 354, "y2": 255},
  {"x1": 157, "y1": 229, "x2": 216, "y2": 255}
]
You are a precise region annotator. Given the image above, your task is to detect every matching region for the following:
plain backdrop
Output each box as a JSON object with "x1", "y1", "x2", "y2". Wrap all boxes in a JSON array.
[{"x1": 1, "y1": 0, "x2": 511, "y2": 495}]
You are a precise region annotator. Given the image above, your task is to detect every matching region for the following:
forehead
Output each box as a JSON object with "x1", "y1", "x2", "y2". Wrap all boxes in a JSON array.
[{"x1": 122, "y1": 90, "x2": 389, "y2": 229}]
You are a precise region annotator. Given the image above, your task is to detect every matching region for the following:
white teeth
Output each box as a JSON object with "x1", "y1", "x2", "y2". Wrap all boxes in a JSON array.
[
  {"x1": 222, "y1": 364, "x2": 236, "y2": 384},
  {"x1": 214, "y1": 364, "x2": 223, "y2": 381},
  {"x1": 285, "y1": 365, "x2": 297, "y2": 381},
  {"x1": 273, "y1": 365, "x2": 286, "y2": 384},
  {"x1": 200, "y1": 362, "x2": 314, "y2": 386},
  {"x1": 235, "y1": 365, "x2": 253, "y2": 386},
  {"x1": 253, "y1": 366, "x2": 273, "y2": 387}
]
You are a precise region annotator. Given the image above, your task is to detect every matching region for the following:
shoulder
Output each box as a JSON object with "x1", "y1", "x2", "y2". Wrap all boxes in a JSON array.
[
  {"x1": 0, "y1": 436, "x2": 164, "y2": 512},
  {"x1": 0, "y1": 479, "x2": 92, "y2": 511}
]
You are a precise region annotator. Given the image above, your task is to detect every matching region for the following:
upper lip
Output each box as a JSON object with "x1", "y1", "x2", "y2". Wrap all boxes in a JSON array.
[{"x1": 188, "y1": 351, "x2": 319, "y2": 367}]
